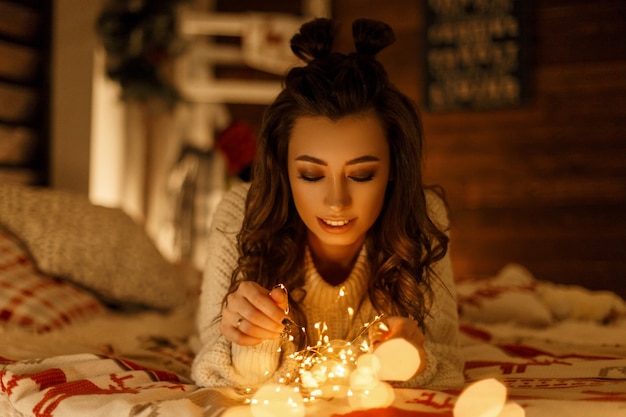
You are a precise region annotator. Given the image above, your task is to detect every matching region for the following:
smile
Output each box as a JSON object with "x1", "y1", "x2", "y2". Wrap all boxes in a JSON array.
[
  {"x1": 316, "y1": 216, "x2": 356, "y2": 234},
  {"x1": 321, "y1": 218, "x2": 351, "y2": 226}
]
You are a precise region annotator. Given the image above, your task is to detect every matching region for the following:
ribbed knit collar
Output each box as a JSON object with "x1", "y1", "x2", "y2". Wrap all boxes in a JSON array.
[{"x1": 301, "y1": 245, "x2": 373, "y2": 340}]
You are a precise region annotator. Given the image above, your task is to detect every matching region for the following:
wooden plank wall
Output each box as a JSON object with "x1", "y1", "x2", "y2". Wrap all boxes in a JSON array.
[
  {"x1": 0, "y1": 0, "x2": 51, "y2": 185},
  {"x1": 332, "y1": 0, "x2": 626, "y2": 297}
]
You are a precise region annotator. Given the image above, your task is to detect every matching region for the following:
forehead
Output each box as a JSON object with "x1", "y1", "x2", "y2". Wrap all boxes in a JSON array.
[{"x1": 288, "y1": 115, "x2": 389, "y2": 158}]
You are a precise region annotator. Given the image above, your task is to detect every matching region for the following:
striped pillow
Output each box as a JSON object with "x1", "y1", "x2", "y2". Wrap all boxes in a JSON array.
[{"x1": 0, "y1": 228, "x2": 105, "y2": 332}]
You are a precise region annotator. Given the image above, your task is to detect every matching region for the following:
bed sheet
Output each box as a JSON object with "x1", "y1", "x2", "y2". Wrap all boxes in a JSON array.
[{"x1": 2, "y1": 309, "x2": 625, "y2": 417}]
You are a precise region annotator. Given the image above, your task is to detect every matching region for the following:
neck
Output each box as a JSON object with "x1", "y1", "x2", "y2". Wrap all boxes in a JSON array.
[{"x1": 308, "y1": 234, "x2": 364, "y2": 286}]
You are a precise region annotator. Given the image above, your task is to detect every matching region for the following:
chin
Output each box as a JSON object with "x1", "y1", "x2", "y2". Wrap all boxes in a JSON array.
[{"x1": 316, "y1": 233, "x2": 362, "y2": 249}]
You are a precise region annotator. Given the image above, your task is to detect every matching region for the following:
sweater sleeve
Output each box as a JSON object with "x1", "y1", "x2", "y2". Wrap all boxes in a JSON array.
[
  {"x1": 394, "y1": 190, "x2": 465, "y2": 390},
  {"x1": 191, "y1": 182, "x2": 288, "y2": 388}
]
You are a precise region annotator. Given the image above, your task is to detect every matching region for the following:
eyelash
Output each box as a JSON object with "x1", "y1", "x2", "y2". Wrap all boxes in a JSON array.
[
  {"x1": 299, "y1": 174, "x2": 323, "y2": 182},
  {"x1": 350, "y1": 174, "x2": 374, "y2": 182},
  {"x1": 298, "y1": 174, "x2": 375, "y2": 182}
]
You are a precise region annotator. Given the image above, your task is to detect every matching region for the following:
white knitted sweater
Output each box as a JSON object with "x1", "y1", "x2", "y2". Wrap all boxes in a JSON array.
[{"x1": 191, "y1": 183, "x2": 464, "y2": 390}]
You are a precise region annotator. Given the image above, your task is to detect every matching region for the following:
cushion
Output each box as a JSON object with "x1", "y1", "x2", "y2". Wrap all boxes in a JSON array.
[
  {"x1": 0, "y1": 184, "x2": 188, "y2": 310},
  {"x1": 0, "y1": 227, "x2": 105, "y2": 332},
  {"x1": 456, "y1": 263, "x2": 554, "y2": 327},
  {"x1": 538, "y1": 281, "x2": 626, "y2": 322}
]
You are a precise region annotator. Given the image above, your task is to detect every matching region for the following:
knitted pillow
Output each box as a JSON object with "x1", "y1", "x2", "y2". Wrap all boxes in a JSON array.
[
  {"x1": 0, "y1": 227, "x2": 105, "y2": 332},
  {"x1": 0, "y1": 184, "x2": 187, "y2": 310}
]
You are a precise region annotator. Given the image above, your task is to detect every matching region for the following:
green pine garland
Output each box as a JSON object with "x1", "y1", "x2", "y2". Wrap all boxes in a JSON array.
[{"x1": 96, "y1": 0, "x2": 190, "y2": 109}]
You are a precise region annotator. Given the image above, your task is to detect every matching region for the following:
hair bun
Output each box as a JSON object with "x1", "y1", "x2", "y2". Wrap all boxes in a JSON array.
[
  {"x1": 290, "y1": 18, "x2": 336, "y2": 63},
  {"x1": 352, "y1": 18, "x2": 395, "y2": 56}
]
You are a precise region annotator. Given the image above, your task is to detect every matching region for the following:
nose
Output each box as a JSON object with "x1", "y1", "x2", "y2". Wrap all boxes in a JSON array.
[{"x1": 324, "y1": 176, "x2": 351, "y2": 211}]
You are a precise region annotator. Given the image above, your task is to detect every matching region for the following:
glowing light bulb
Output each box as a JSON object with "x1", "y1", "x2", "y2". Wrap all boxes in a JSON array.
[
  {"x1": 288, "y1": 313, "x2": 394, "y2": 404},
  {"x1": 453, "y1": 378, "x2": 507, "y2": 417},
  {"x1": 356, "y1": 353, "x2": 381, "y2": 375},
  {"x1": 500, "y1": 401, "x2": 525, "y2": 417},
  {"x1": 348, "y1": 351, "x2": 394, "y2": 410},
  {"x1": 349, "y1": 367, "x2": 378, "y2": 391},
  {"x1": 250, "y1": 384, "x2": 305, "y2": 417},
  {"x1": 348, "y1": 379, "x2": 395, "y2": 410},
  {"x1": 374, "y1": 338, "x2": 421, "y2": 381}
]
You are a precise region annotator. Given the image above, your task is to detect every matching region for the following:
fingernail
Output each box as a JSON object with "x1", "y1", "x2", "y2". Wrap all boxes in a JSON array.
[
  {"x1": 272, "y1": 283, "x2": 288, "y2": 294},
  {"x1": 272, "y1": 284, "x2": 290, "y2": 315}
]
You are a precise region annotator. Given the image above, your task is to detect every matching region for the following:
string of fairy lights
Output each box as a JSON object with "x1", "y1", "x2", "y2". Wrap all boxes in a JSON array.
[
  {"x1": 244, "y1": 284, "x2": 524, "y2": 417},
  {"x1": 244, "y1": 284, "x2": 402, "y2": 416}
]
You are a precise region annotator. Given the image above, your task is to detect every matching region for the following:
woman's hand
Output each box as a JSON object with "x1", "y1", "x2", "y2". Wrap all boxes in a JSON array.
[
  {"x1": 369, "y1": 316, "x2": 427, "y2": 377},
  {"x1": 220, "y1": 281, "x2": 289, "y2": 346}
]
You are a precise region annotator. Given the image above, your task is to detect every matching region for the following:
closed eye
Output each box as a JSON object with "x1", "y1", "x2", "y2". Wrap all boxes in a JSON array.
[
  {"x1": 299, "y1": 173, "x2": 324, "y2": 182},
  {"x1": 349, "y1": 173, "x2": 374, "y2": 182}
]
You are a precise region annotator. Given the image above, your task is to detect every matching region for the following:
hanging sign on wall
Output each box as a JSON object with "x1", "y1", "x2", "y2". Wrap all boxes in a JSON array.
[{"x1": 424, "y1": 0, "x2": 531, "y2": 111}]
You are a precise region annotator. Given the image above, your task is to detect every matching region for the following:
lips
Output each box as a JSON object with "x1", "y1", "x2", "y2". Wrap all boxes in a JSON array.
[
  {"x1": 322, "y1": 218, "x2": 350, "y2": 226},
  {"x1": 317, "y1": 217, "x2": 354, "y2": 233}
]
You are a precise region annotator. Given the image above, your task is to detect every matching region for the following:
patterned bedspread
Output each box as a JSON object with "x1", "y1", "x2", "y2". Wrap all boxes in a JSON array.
[{"x1": 2, "y1": 310, "x2": 625, "y2": 417}]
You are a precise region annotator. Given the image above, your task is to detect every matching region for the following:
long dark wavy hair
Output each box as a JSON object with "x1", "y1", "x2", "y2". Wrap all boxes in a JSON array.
[{"x1": 224, "y1": 18, "x2": 449, "y2": 336}]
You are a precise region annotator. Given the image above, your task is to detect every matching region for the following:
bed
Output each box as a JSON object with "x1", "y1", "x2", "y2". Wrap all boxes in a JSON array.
[{"x1": 1, "y1": 183, "x2": 625, "y2": 417}]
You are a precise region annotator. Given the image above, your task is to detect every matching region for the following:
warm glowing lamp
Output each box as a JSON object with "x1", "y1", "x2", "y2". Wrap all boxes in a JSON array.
[
  {"x1": 500, "y1": 401, "x2": 525, "y2": 417},
  {"x1": 349, "y1": 353, "x2": 380, "y2": 391},
  {"x1": 348, "y1": 352, "x2": 395, "y2": 410},
  {"x1": 356, "y1": 353, "x2": 381, "y2": 375},
  {"x1": 250, "y1": 384, "x2": 305, "y2": 417},
  {"x1": 348, "y1": 379, "x2": 395, "y2": 410},
  {"x1": 453, "y1": 378, "x2": 508, "y2": 417},
  {"x1": 374, "y1": 338, "x2": 421, "y2": 381}
]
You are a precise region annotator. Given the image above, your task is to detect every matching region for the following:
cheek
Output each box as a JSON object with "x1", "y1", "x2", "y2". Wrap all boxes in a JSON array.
[
  {"x1": 290, "y1": 182, "x2": 317, "y2": 218},
  {"x1": 360, "y1": 182, "x2": 387, "y2": 208}
]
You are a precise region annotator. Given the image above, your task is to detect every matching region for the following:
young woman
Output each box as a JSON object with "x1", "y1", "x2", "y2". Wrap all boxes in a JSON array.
[{"x1": 192, "y1": 18, "x2": 464, "y2": 390}]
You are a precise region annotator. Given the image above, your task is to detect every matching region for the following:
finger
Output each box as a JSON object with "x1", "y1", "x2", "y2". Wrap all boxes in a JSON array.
[
  {"x1": 382, "y1": 316, "x2": 425, "y2": 347},
  {"x1": 223, "y1": 296, "x2": 284, "y2": 339},
  {"x1": 269, "y1": 284, "x2": 289, "y2": 314},
  {"x1": 219, "y1": 317, "x2": 264, "y2": 346},
  {"x1": 238, "y1": 282, "x2": 287, "y2": 329},
  {"x1": 221, "y1": 308, "x2": 283, "y2": 344},
  {"x1": 222, "y1": 307, "x2": 278, "y2": 338},
  {"x1": 368, "y1": 319, "x2": 391, "y2": 347}
]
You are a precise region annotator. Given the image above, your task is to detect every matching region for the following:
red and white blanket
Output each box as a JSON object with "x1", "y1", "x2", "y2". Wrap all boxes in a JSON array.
[{"x1": 2, "y1": 294, "x2": 625, "y2": 416}]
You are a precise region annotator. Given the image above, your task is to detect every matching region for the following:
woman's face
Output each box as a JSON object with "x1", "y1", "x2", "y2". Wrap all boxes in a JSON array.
[{"x1": 288, "y1": 114, "x2": 391, "y2": 256}]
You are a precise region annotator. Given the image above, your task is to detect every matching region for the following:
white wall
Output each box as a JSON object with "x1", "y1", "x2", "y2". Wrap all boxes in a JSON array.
[{"x1": 90, "y1": 48, "x2": 125, "y2": 207}]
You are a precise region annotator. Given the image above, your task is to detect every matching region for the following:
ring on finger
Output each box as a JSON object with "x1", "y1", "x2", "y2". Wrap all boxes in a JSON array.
[{"x1": 236, "y1": 316, "x2": 244, "y2": 329}]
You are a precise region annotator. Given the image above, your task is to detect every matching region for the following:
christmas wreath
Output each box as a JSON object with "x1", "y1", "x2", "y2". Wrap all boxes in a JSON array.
[{"x1": 96, "y1": 0, "x2": 190, "y2": 109}]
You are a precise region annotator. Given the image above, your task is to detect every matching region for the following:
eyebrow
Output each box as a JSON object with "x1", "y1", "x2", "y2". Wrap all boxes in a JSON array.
[{"x1": 294, "y1": 155, "x2": 380, "y2": 166}]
